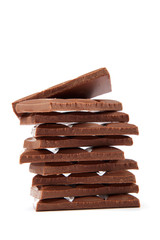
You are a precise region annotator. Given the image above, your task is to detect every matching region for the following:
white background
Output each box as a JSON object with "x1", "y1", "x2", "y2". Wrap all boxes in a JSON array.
[{"x1": 0, "y1": 0, "x2": 160, "y2": 239}]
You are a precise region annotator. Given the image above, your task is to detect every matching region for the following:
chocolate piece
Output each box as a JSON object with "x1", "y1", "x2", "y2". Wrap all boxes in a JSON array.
[
  {"x1": 20, "y1": 111, "x2": 129, "y2": 125},
  {"x1": 32, "y1": 171, "x2": 135, "y2": 186},
  {"x1": 15, "y1": 99, "x2": 122, "y2": 114},
  {"x1": 31, "y1": 183, "x2": 139, "y2": 199},
  {"x1": 29, "y1": 159, "x2": 138, "y2": 176},
  {"x1": 20, "y1": 146, "x2": 124, "y2": 164},
  {"x1": 35, "y1": 194, "x2": 140, "y2": 211},
  {"x1": 13, "y1": 68, "x2": 111, "y2": 117},
  {"x1": 24, "y1": 135, "x2": 133, "y2": 149},
  {"x1": 34, "y1": 122, "x2": 139, "y2": 137}
]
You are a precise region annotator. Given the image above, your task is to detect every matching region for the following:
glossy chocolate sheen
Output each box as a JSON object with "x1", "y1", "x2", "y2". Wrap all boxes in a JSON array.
[
  {"x1": 12, "y1": 68, "x2": 111, "y2": 117},
  {"x1": 29, "y1": 159, "x2": 138, "y2": 176},
  {"x1": 20, "y1": 111, "x2": 129, "y2": 125},
  {"x1": 32, "y1": 171, "x2": 135, "y2": 186},
  {"x1": 24, "y1": 135, "x2": 133, "y2": 149},
  {"x1": 31, "y1": 183, "x2": 139, "y2": 199},
  {"x1": 35, "y1": 194, "x2": 140, "y2": 211},
  {"x1": 15, "y1": 99, "x2": 122, "y2": 114},
  {"x1": 20, "y1": 146, "x2": 124, "y2": 164},
  {"x1": 34, "y1": 122, "x2": 139, "y2": 137}
]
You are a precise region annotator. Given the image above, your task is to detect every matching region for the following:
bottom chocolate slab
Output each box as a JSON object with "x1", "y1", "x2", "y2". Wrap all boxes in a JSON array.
[
  {"x1": 35, "y1": 194, "x2": 140, "y2": 211},
  {"x1": 31, "y1": 183, "x2": 139, "y2": 199}
]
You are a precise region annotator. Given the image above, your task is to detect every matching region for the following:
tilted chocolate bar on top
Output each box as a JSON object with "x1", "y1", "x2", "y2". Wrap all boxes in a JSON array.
[{"x1": 12, "y1": 68, "x2": 111, "y2": 117}]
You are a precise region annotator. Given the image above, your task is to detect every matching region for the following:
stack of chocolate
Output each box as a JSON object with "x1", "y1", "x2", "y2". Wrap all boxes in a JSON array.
[{"x1": 12, "y1": 68, "x2": 140, "y2": 211}]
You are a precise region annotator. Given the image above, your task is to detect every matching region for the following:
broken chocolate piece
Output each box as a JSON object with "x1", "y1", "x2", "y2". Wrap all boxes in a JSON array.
[
  {"x1": 35, "y1": 194, "x2": 140, "y2": 211},
  {"x1": 20, "y1": 146, "x2": 125, "y2": 164},
  {"x1": 20, "y1": 111, "x2": 129, "y2": 125},
  {"x1": 29, "y1": 159, "x2": 138, "y2": 175},
  {"x1": 32, "y1": 171, "x2": 136, "y2": 186},
  {"x1": 15, "y1": 99, "x2": 122, "y2": 114},
  {"x1": 34, "y1": 122, "x2": 139, "y2": 137},
  {"x1": 24, "y1": 135, "x2": 133, "y2": 149},
  {"x1": 31, "y1": 183, "x2": 139, "y2": 199}
]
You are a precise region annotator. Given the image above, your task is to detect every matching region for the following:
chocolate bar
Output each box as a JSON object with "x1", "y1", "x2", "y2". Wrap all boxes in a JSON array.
[
  {"x1": 12, "y1": 67, "x2": 140, "y2": 211},
  {"x1": 34, "y1": 194, "x2": 140, "y2": 211},
  {"x1": 29, "y1": 159, "x2": 138, "y2": 175},
  {"x1": 31, "y1": 184, "x2": 139, "y2": 199},
  {"x1": 13, "y1": 68, "x2": 111, "y2": 117},
  {"x1": 32, "y1": 171, "x2": 135, "y2": 186},
  {"x1": 15, "y1": 99, "x2": 122, "y2": 114},
  {"x1": 24, "y1": 135, "x2": 133, "y2": 149},
  {"x1": 33, "y1": 122, "x2": 139, "y2": 137},
  {"x1": 20, "y1": 111, "x2": 129, "y2": 125},
  {"x1": 20, "y1": 146, "x2": 124, "y2": 164}
]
